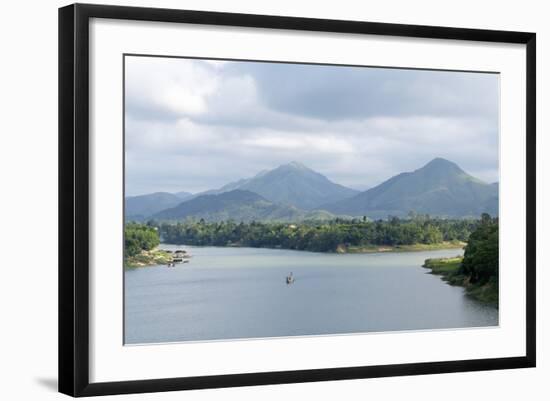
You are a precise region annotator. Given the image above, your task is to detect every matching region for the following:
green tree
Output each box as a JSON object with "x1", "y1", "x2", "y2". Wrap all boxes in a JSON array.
[
  {"x1": 125, "y1": 223, "x2": 160, "y2": 257},
  {"x1": 158, "y1": 216, "x2": 479, "y2": 253},
  {"x1": 423, "y1": 225, "x2": 443, "y2": 244},
  {"x1": 460, "y1": 215, "x2": 498, "y2": 284}
]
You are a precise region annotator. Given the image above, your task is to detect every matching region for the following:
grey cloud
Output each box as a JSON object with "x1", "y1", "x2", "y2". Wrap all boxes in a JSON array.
[
  {"x1": 124, "y1": 57, "x2": 499, "y2": 196},
  {"x1": 231, "y1": 62, "x2": 499, "y2": 122}
]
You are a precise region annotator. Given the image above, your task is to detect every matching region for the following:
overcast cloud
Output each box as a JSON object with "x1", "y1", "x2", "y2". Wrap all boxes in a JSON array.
[{"x1": 125, "y1": 56, "x2": 499, "y2": 196}]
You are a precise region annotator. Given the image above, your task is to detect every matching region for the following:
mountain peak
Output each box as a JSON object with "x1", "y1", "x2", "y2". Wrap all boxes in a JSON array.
[
  {"x1": 237, "y1": 161, "x2": 359, "y2": 209},
  {"x1": 421, "y1": 157, "x2": 463, "y2": 173},
  {"x1": 281, "y1": 161, "x2": 310, "y2": 170},
  {"x1": 322, "y1": 157, "x2": 497, "y2": 218}
]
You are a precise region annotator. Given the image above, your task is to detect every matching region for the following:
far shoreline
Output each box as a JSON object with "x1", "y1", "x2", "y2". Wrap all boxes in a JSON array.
[
  {"x1": 125, "y1": 241, "x2": 465, "y2": 269},
  {"x1": 155, "y1": 241, "x2": 465, "y2": 255},
  {"x1": 341, "y1": 241, "x2": 465, "y2": 254}
]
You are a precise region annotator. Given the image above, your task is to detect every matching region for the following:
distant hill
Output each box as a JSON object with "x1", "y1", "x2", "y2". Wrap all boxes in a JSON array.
[
  {"x1": 125, "y1": 191, "x2": 193, "y2": 220},
  {"x1": 322, "y1": 158, "x2": 499, "y2": 218},
  {"x1": 127, "y1": 159, "x2": 498, "y2": 222},
  {"x1": 174, "y1": 191, "x2": 193, "y2": 200},
  {"x1": 200, "y1": 162, "x2": 358, "y2": 210},
  {"x1": 202, "y1": 170, "x2": 270, "y2": 195},
  {"x1": 153, "y1": 189, "x2": 336, "y2": 222}
]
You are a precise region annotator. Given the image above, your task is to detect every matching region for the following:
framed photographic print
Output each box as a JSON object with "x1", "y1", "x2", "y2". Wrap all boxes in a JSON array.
[{"x1": 58, "y1": 3, "x2": 536, "y2": 397}]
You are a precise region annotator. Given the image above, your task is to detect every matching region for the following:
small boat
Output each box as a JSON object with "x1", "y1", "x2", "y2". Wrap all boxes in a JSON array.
[
  {"x1": 174, "y1": 250, "x2": 191, "y2": 258},
  {"x1": 173, "y1": 250, "x2": 192, "y2": 262},
  {"x1": 167, "y1": 259, "x2": 189, "y2": 267},
  {"x1": 286, "y1": 273, "x2": 295, "y2": 284},
  {"x1": 171, "y1": 250, "x2": 192, "y2": 264}
]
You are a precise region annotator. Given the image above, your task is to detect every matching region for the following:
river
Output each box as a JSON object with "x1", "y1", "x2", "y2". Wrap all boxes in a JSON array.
[{"x1": 124, "y1": 245, "x2": 498, "y2": 344}]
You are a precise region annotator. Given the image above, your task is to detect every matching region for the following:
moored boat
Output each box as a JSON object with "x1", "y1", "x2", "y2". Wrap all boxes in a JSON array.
[{"x1": 172, "y1": 249, "x2": 192, "y2": 264}]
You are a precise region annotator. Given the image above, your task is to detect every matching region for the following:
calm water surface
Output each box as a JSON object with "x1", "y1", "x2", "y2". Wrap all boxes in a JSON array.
[{"x1": 125, "y1": 245, "x2": 498, "y2": 344}]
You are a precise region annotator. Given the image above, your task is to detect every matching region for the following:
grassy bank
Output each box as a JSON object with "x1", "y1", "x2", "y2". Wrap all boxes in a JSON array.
[
  {"x1": 423, "y1": 256, "x2": 498, "y2": 307},
  {"x1": 124, "y1": 248, "x2": 172, "y2": 268},
  {"x1": 344, "y1": 241, "x2": 465, "y2": 254}
]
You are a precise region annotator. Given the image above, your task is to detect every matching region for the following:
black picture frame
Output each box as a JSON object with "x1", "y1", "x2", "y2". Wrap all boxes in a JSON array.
[{"x1": 59, "y1": 3, "x2": 536, "y2": 397}]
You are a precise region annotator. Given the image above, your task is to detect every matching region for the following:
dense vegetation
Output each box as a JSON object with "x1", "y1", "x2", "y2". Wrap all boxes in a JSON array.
[
  {"x1": 158, "y1": 215, "x2": 480, "y2": 253},
  {"x1": 423, "y1": 214, "x2": 499, "y2": 305},
  {"x1": 124, "y1": 223, "x2": 173, "y2": 268},
  {"x1": 124, "y1": 223, "x2": 160, "y2": 257},
  {"x1": 460, "y1": 213, "x2": 499, "y2": 285}
]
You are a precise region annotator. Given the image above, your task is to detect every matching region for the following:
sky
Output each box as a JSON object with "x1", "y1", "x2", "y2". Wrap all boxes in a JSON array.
[{"x1": 125, "y1": 56, "x2": 499, "y2": 196}]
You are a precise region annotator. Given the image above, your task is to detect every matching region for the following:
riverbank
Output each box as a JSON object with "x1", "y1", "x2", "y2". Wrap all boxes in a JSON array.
[
  {"x1": 343, "y1": 241, "x2": 465, "y2": 254},
  {"x1": 124, "y1": 248, "x2": 172, "y2": 268},
  {"x1": 423, "y1": 256, "x2": 498, "y2": 307},
  {"x1": 159, "y1": 241, "x2": 465, "y2": 255}
]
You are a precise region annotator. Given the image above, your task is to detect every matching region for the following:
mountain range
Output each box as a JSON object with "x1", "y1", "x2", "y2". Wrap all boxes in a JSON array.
[
  {"x1": 153, "y1": 189, "x2": 335, "y2": 222},
  {"x1": 125, "y1": 158, "x2": 499, "y2": 222},
  {"x1": 125, "y1": 191, "x2": 192, "y2": 221},
  {"x1": 198, "y1": 161, "x2": 358, "y2": 209},
  {"x1": 321, "y1": 158, "x2": 498, "y2": 218}
]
